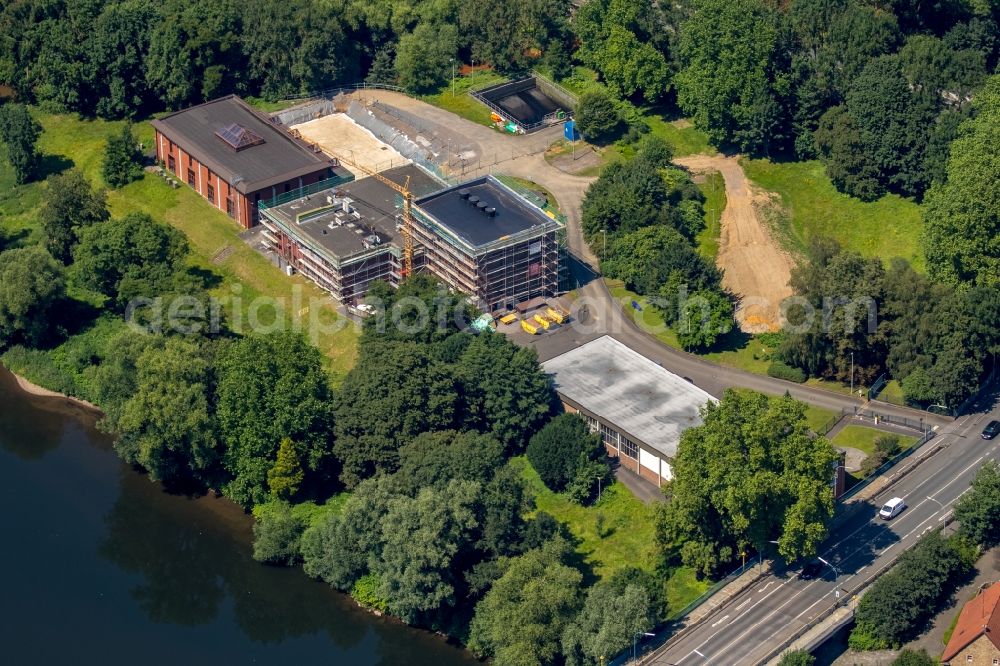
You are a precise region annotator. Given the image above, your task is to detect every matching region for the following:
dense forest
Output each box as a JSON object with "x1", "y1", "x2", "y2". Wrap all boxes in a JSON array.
[{"x1": 3, "y1": 0, "x2": 999, "y2": 203}]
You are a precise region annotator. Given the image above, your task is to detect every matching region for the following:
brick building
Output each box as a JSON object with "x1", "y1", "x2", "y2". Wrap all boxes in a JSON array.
[
  {"x1": 943, "y1": 581, "x2": 1000, "y2": 665},
  {"x1": 152, "y1": 95, "x2": 350, "y2": 229}
]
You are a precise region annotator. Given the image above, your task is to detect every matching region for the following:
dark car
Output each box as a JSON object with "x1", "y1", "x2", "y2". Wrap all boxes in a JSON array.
[
  {"x1": 984, "y1": 420, "x2": 1000, "y2": 440},
  {"x1": 798, "y1": 561, "x2": 824, "y2": 580}
]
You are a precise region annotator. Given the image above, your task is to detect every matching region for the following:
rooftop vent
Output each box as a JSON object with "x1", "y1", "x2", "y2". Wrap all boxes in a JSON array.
[
  {"x1": 215, "y1": 123, "x2": 265, "y2": 151},
  {"x1": 476, "y1": 201, "x2": 488, "y2": 212},
  {"x1": 468, "y1": 195, "x2": 480, "y2": 206},
  {"x1": 485, "y1": 206, "x2": 497, "y2": 217},
  {"x1": 458, "y1": 188, "x2": 471, "y2": 199}
]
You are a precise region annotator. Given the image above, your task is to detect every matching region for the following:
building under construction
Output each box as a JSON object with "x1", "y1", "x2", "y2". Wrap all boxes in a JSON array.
[
  {"x1": 259, "y1": 169, "x2": 564, "y2": 309},
  {"x1": 411, "y1": 176, "x2": 563, "y2": 312}
]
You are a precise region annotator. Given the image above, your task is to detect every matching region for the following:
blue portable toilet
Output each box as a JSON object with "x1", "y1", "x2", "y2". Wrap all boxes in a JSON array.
[{"x1": 564, "y1": 120, "x2": 579, "y2": 141}]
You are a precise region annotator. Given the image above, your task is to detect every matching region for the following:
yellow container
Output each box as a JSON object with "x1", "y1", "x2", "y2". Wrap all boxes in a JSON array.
[
  {"x1": 521, "y1": 319, "x2": 538, "y2": 334},
  {"x1": 499, "y1": 313, "x2": 519, "y2": 325},
  {"x1": 546, "y1": 307, "x2": 566, "y2": 324},
  {"x1": 533, "y1": 314, "x2": 551, "y2": 329}
]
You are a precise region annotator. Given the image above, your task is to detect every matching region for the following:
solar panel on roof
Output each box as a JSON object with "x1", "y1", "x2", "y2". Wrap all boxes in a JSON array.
[{"x1": 215, "y1": 123, "x2": 265, "y2": 151}]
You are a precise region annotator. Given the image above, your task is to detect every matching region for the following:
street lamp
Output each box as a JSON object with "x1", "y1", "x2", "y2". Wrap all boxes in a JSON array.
[
  {"x1": 817, "y1": 556, "x2": 839, "y2": 579},
  {"x1": 633, "y1": 631, "x2": 656, "y2": 662},
  {"x1": 450, "y1": 58, "x2": 456, "y2": 97},
  {"x1": 850, "y1": 351, "x2": 855, "y2": 396}
]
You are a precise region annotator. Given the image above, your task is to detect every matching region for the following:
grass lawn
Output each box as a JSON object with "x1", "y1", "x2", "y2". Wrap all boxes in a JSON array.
[
  {"x1": 695, "y1": 170, "x2": 725, "y2": 261},
  {"x1": 741, "y1": 158, "x2": 925, "y2": 270},
  {"x1": 878, "y1": 379, "x2": 907, "y2": 406},
  {"x1": 494, "y1": 174, "x2": 563, "y2": 216},
  {"x1": 244, "y1": 97, "x2": 306, "y2": 113},
  {"x1": 512, "y1": 456, "x2": 710, "y2": 612},
  {"x1": 644, "y1": 113, "x2": 716, "y2": 158},
  {"x1": 419, "y1": 71, "x2": 508, "y2": 127},
  {"x1": 0, "y1": 110, "x2": 359, "y2": 380},
  {"x1": 830, "y1": 425, "x2": 918, "y2": 456}
]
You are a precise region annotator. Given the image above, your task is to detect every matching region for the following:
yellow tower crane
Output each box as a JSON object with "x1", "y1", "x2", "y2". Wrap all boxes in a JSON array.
[{"x1": 327, "y1": 152, "x2": 415, "y2": 277}]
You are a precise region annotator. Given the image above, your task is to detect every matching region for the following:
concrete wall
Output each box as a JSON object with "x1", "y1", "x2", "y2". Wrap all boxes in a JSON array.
[{"x1": 271, "y1": 98, "x2": 337, "y2": 127}]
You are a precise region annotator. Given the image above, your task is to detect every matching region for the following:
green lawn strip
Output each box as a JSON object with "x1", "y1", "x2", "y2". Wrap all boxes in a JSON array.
[
  {"x1": 643, "y1": 113, "x2": 716, "y2": 158},
  {"x1": 829, "y1": 425, "x2": 918, "y2": 457},
  {"x1": 695, "y1": 170, "x2": 725, "y2": 261},
  {"x1": 4, "y1": 111, "x2": 359, "y2": 380},
  {"x1": 244, "y1": 97, "x2": 306, "y2": 113},
  {"x1": 740, "y1": 158, "x2": 924, "y2": 270},
  {"x1": 494, "y1": 174, "x2": 563, "y2": 216},
  {"x1": 513, "y1": 455, "x2": 659, "y2": 577},
  {"x1": 512, "y1": 455, "x2": 709, "y2": 613},
  {"x1": 419, "y1": 71, "x2": 509, "y2": 126}
]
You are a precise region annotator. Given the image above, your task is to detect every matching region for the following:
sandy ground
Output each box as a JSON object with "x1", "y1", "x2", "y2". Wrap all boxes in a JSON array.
[
  {"x1": 674, "y1": 155, "x2": 796, "y2": 333},
  {"x1": 13, "y1": 372, "x2": 101, "y2": 412},
  {"x1": 292, "y1": 113, "x2": 410, "y2": 177}
]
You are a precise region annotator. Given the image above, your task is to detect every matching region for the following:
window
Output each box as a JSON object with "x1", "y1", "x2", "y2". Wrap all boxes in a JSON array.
[
  {"x1": 207, "y1": 184, "x2": 214, "y2": 202},
  {"x1": 226, "y1": 198, "x2": 235, "y2": 218},
  {"x1": 187, "y1": 168, "x2": 195, "y2": 187},
  {"x1": 284, "y1": 183, "x2": 292, "y2": 193},
  {"x1": 167, "y1": 155, "x2": 175, "y2": 173},
  {"x1": 991, "y1": 659, "x2": 997, "y2": 665},
  {"x1": 966, "y1": 656, "x2": 972, "y2": 662},
  {"x1": 621, "y1": 437, "x2": 639, "y2": 460}
]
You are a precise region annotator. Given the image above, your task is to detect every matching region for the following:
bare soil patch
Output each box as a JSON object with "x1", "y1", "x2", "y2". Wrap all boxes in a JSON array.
[
  {"x1": 292, "y1": 113, "x2": 410, "y2": 177},
  {"x1": 674, "y1": 155, "x2": 796, "y2": 333}
]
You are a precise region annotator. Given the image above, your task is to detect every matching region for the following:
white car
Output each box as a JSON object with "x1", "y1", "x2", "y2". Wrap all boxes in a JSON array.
[{"x1": 879, "y1": 497, "x2": 906, "y2": 520}]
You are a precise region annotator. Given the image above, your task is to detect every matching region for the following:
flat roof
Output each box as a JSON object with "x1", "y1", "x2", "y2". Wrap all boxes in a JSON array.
[
  {"x1": 413, "y1": 175, "x2": 558, "y2": 249},
  {"x1": 264, "y1": 165, "x2": 443, "y2": 260},
  {"x1": 151, "y1": 95, "x2": 338, "y2": 194},
  {"x1": 541, "y1": 336, "x2": 716, "y2": 459}
]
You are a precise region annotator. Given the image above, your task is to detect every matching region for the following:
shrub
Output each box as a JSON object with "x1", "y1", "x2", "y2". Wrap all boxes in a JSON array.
[
  {"x1": 102, "y1": 123, "x2": 144, "y2": 188},
  {"x1": 1, "y1": 346, "x2": 76, "y2": 395},
  {"x1": 777, "y1": 651, "x2": 815, "y2": 666},
  {"x1": 767, "y1": 361, "x2": 807, "y2": 383},
  {"x1": 527, "y1": 413, "x2": 611, "y2": 503},
  {"x1": 350, "y1": 573, "x2": 388, "y2": 613},
  {"x1": 251, "y1": 500, "x2": 306, "y2": 565}
]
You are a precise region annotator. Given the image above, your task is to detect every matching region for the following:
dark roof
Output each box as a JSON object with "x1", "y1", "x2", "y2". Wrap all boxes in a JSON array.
[
  {"x1": 943, "y1": 581, "x2": 1000, "y2": 663},
  {"x1": 413, "y1": 176, "x2": 557, "y2": 249},
  {"x1": 264, "y1": 165, "x2": 443, "y2": 260},
  {"x1": 152, "y1": 95, "x2": 336, "y2": 194}
]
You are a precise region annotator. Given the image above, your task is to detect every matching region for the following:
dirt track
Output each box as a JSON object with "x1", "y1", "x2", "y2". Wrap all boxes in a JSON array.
[{"x1": 674, "y1": 155, "x2": 796, "y2": 332}]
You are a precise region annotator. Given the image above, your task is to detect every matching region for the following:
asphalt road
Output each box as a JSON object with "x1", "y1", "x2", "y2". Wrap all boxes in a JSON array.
[{"x1": 641, "y1": 392, "x2": 1000, "y2": 666}]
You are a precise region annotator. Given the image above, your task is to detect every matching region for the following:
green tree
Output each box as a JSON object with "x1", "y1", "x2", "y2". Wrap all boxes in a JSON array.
[
  {"x1": 373, "y1": 479, "x2": 481, "y2": 625},
  {"x1": 955, "y1": 460, "x2": 1000, "y2": 548},
  {"x1": 850, "y1": 530, "x2": 972, "y2": 648},
  {"x1": 574, "y1": 90, "x2": 623, "y2": 143},
  {"x1": 71, "y1": 213, "x2": 189, "y2": 309},
  {"x1": 573, "y1": 0, "x2": 671, "y2": 101},
  {"x1": 676, "y1": 289, "x2": 734, "y2": 351},
  {"x1": 394, "y1": 22, "x2": 458, "y2": 93},
  {"x1": 90, "y1": 0, "x2": 156, "y2": 118},
  {"x1": 102, "y1": 123, "x2": 143, "y2": 187},
  {"x1": 456, "y1": 332, "x2": 554, "y2": 454},
  {"x1": 0, "y1": 103, "x2": 41, "y2": 184},
  {"x1": 891, "y1": 649, "x2": 935, "y2": 666},
  {"x1": 561, "y1": 582, "x2": 654, "y2": 665},
  {"x1": 267, "y1": 438, "x2": 305, "y2": 501},
  {"x1": 39, "y1": 169, "x2": 110, "y2": 263},
  {"x1": 334, "y1": 339, "x2": 457, "y2": 487},
  {"x1": 526, "y1": 413, "x2": 609, "y2": 496},
  {"x1": 115, "y1": 338, "x2": 217, "y2": 485},
  {"x1": 675, "y1": 0, "x2": 792, "y2": 155},
  {"x1": 659, "y1": 390, "x2": 839, "y2": 576},
  {"x1": 215, "y1": 332, "x2": 335, "y2": 507},
  {"x1": 459, "y1": 0, "x2": 571, "y2": 74},
  {"x1": 301, "y1": 477, "x2": 396, "y2": 590},
  {"x1": 468, "y1": 540, "x2": 583, "y2": 665},
  {"x1": 923, "y1": 73, "x2": 1000, "y2": 288},
  {"x1": 0, "y1": 246, "x2": 65, "y2": 348},
  {"x1": 392, "y1": 429, "x2": 504, "y2": 496},
  {"x1": 251, "y1": 500, "x2": 305, "y2": 565}
]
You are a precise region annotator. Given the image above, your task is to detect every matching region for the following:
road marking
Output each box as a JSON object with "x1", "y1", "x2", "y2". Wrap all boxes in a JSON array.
[
  {"x1": 757, "y1": 582, "x2": 773, "y2": 593},
  {"x1": 927, "y1": 496, "x2": 943, "y2": 507},
  {"x1": 710, "y1": 615, "x2": 730, "y2": 628},
  {"x1": 693, "y1": 649, "x2": 706, "y2": 658},
  {"x1": 735, "y1": 598, "x2": 753, "y2": 611}
]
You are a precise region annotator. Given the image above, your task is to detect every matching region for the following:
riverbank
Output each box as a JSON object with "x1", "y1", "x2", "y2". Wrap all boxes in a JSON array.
[{"x1": 8, "y1": 368, "x2": 102, "y2": 414}]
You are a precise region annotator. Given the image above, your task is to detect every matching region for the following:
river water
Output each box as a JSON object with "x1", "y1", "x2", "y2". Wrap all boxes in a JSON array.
[{"x1": 0, "y1": 367, "x2": 478, "y2": 665}]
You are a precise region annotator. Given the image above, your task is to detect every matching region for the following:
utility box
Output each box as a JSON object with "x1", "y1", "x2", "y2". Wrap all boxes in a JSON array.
[{"x1": 564, "y1": 120, "x2": 579, "y2": 141}]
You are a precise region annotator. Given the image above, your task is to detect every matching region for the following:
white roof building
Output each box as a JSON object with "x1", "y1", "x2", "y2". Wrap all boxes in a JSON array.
[{"x1": 541, "y1": 336, "x2": 716, "y2": 486}]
